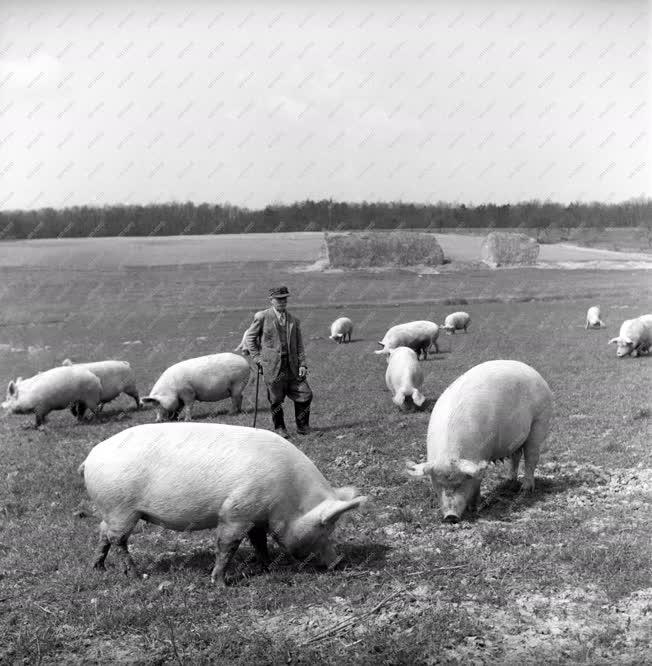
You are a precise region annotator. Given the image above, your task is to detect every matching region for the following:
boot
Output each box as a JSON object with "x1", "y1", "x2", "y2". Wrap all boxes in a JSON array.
[
  {"x1": 271, "y1": 402, "x2": 289, "y2": 439},
  {"x1": 295, "y1": 399, "x2": 311, "y2": 435}
]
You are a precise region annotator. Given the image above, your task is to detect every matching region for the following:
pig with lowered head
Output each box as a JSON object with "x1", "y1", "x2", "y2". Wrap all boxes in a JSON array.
[
  {"x1": 375, "y1": 320, "x2": 440, "y2": 360},
  {"x1": 79, "y1": 422, "x2": 367, "y2": 585},
  {"x1": 62, "y1": 359, "x2": 139, "y2": 413},
  {"x1": 141, "y1": 352, "x2": 250, "y2": 421},
  {"x1": 3, "y1": 365, "x2": 102, "y2": 427},
  {"x1": 585, "y1": 306, "x2": 605, "y2": 330},
  {"x1": 442, "y1": 311, "x2": 471, "y2": 334},
  {"x1": 407, "y1": 360, "x2": 553, "y2": 523},
  {"x1": 608, "y1": 314, "x2": 652, "y2": 357},
  {"x1": 385, "y1": 347, "x2": 426, "y2": 410},
  {"x1": 329, "y1": 316, "x2": 354, "y2": 344}
]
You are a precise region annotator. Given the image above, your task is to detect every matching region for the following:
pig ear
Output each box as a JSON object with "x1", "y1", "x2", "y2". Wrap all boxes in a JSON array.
[
  {"x1": 61, "y1": 358, "x2": 73, "y2": 366},
  {"x1": 319, "y1": 496, "x2": 367, "y2": 526},
  {"x1": 457, "y1": 459, "x2": 488, "y2": 479},
  {"x1": 7, "y1": 380, "x2": 16, "y2": 396},
  {"x1": 406, "y1": 461, "x2": 433, "y2": 477},
  {"x1": 607, "y1": 337, "x2": 620, "y2": 345},
  {"x1": 333, "y1": 486, "x2": 361, "y2": 502},
  {"x1": 140, "y1": 396, "x2": 161, "y2": 406}
]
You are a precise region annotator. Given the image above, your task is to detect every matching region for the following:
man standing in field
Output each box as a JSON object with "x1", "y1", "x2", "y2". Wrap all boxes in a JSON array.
[{"x1": 245, "y1": 286, "x2": 312, "y2": 438}]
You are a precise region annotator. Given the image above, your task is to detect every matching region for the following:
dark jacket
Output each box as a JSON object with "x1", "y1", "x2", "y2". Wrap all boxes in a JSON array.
[{"x1": 245, "y1": 308, "x2": 307, "y2": 381}]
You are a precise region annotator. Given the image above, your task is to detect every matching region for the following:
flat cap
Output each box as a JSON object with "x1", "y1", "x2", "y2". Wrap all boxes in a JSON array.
[{"x1": 269, "y1": 285, "x2": 290, "y2": 299}]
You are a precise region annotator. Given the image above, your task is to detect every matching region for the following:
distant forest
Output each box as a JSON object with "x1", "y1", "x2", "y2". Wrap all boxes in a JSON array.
[{"x1": 0, "y1": 199, "x2": 650, "y2": 240}]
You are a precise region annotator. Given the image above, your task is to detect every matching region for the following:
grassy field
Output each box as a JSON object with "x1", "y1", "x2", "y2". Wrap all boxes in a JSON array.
[{"x1": 0, "y1": 237, "x2": 651, "y2": 664}]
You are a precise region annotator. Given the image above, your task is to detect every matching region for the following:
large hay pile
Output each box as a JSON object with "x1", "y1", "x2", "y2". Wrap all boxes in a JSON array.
[
  {"x1": 324, "y1": 231, "x2": 445, "y2": 269},
  {"x1": 481, "y1": 231, "x2": 539, "y2": 268}
]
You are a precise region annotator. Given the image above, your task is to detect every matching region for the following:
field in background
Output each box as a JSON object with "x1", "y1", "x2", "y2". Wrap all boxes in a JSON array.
[
  {"x1": 0, "y1": 240, "x2": 650, "y2": 663},
  {"x1": 1, "y1": 229, "x2": 651, "y2": 270}
]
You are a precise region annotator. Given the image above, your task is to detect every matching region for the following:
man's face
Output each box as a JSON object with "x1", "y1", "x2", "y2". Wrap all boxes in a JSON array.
[{"x1": 271, "y1": 297, "x2": 288, "y2": 312}]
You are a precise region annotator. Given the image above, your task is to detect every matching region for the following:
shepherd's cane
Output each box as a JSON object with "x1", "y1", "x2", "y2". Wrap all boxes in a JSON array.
[{"x1": 252, "y1": 364, "x2": 262, "y2": 428}]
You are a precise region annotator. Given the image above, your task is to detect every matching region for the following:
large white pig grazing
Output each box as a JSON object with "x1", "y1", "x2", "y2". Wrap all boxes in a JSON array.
[
  {"x1": 329, "y1": 317, "x2": 353, "y2": 344},
  {"x1": 385, "y1": 347, "x2": 426, "y2": 410},
  {"x1": 375, "y1": 321, "x2": 440, "y2": 360},
  {"x1": 407, "y1": 360, "x2": 553, "y2": 523},
  {"x1": 2, "y1": 366, "x2": 102, "y2": 427},
  {"x1": 585, "y1": 306, "x2": 605, "y2": 329},
  {"x1": 62, "y1": 359, "x2": 139, "y2": 412},
  {"x1": 442, "y1": 311, "x2": 471, "y2": 334},
  {"x1": 141, "y1": 353, "x2": 250, "y2": 421},
  {"x1": 79, "y1": 423, "x2": 367, "y2": 585},
  {"x1": 608, "y1": 314, "x2": 652, "y2": 357}
]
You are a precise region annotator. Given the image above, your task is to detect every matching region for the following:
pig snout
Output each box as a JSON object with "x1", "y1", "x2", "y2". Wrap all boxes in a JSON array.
[{"x1": 443, "y1": 513, "x2": 461, "y2": 524}]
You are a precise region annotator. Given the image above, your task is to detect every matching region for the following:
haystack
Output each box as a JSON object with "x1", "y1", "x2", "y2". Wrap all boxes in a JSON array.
[
  {"x1": 324, "y1": 231, "x2": 445, "y2": 269},
  {"x1": 481, "y1": 231, "x2": 539, "y2": 268}
]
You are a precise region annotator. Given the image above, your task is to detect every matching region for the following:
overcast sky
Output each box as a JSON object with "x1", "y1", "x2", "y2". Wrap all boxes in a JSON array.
[{"x1": 1, "y1": 0, "x2": 650, "y2": 211}]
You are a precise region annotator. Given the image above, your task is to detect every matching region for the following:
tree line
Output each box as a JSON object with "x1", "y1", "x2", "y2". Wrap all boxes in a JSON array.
[{"x1": 0, "y1": 199, "x2": 650, "y2": 240}]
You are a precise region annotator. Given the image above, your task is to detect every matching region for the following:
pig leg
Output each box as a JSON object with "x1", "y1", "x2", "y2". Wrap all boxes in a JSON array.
[
  {"x1": 521, "y1": 419, "x2": 548, "y2": 493},
  {"x1": 34, "y1": 409, "x2": 47, "y2": 428},
  {"x1": 433, "y1": 340, "x2": 439, "y2": 354},
  {"x1": 177, "y1": 388, "x2": 195, "y2": 422},
  {"x1": 509, "y1": 448, "x2": 523, "y2": 486},
  {"x1": 392, "y1": 391, "x2": 407, "y2": 410},
  {"x1": 248, "y1": 526, "x2": 271, "y2": 568},
  {"x1": 95, "y1": 514, "x2": 140, "y2": 577},
  {"x1": 183, "y1": 399, "x2": 194, "y2": 422},
  {"x1": 468, "y1": 479, "x2": 482, "y2": 512},
  {"x1": 210, "y1": 522, "x2": 248, "y2": 586},
  {"x1": 169, "y1": 404, "x2": 184, "y2": 421},
  {"x1": 229, "y1": 384, "x2": 244, "y2": 414},
  {"x1": 125, "y1": 387, "x2": 140, "y2": 409},
  {"x1": 93, "y1": 520, "x2": 112, "y2": 570},
  {"x1": 75, "y1": 402, "x2": 88, "y2": 422}
]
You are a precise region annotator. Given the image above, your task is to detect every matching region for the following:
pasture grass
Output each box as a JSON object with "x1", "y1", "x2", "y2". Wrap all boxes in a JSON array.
[{"x1": 0, "y1": 256, "x2": 650, "y2": 664}]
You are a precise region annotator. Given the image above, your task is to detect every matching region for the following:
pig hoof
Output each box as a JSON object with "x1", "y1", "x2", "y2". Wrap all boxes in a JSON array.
[
  {"x1": 210, "y1": 576, "x2": 228, "y2": 588},
  {"x1": 520, "y1": 480, "x2": 535, "y2": 494},
  {"x1": 93, "y1": 561, "x2": 106, "y2": 571}
]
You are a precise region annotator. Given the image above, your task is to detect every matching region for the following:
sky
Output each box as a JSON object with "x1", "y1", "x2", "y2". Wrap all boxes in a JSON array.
[{"x1": 0, "y1": 0, "x2": 650, "y2": 211}]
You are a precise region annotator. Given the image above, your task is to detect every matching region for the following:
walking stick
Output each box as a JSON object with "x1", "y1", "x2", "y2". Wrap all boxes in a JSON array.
[{"x1": 252, "y1": 364, "x2": 262, "y2": 428}]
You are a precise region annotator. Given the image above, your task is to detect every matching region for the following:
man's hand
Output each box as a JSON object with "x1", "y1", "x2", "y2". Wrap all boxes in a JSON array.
[{"x1": 298, "y1": 365, "x2": 308, "y2": 379}]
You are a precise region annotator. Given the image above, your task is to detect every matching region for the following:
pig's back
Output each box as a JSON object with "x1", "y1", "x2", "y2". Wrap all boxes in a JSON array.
[
  {"x1": 427, "y1": 360, "x2": 551, "y2": 461},
  {"x1": 83, "y1": 423, "x2": 329, "y2": 528}
]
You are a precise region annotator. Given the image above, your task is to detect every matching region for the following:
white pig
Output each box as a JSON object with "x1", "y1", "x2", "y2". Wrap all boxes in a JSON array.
[
  {"x1": 79, "y1": 422, "x2": 367, "y2": 585},
  {"x1": 585, "y1": 306, "x2": 605, "y2": 329},
  {"x1": 608, "y1": 314, "x2": 652, "y2": 357},
  {"x1": 442, "y1": 311, "x2": 471, "y2": 334},
  {"x1": 329, "y1": 317, "x2": 353, "y2": 344},
  {"x1": 385, "y1": 347, "x2": 426, "y2": 410},
  {"x1": 62, "y1": 359, "x2": 139, "y2": 412},
  {"x1": 2, "y1": 366, "x2": 102, "y2": 427},
  {"x1": 407, "y1": 360, "x2": 553, "y2": 523},
  {"x1": 141, "y1": 353, "x2": 250, "y2": 421},
  {"x1": 375, "y1": 321, "x2": 440, "y2": 360}
]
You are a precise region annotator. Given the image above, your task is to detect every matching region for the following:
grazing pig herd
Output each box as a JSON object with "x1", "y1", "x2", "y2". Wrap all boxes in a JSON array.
[{"x1": 3, "y1": 305, "x2": 650, "y2": 584}]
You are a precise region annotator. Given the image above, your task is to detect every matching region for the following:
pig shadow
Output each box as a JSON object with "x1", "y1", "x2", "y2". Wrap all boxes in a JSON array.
[
  {"x1": 86, "y1": 407, "x2": 137, "y2": 424},
  {"x1": 182, "y1": 404, "x2": 268, "y2": 421},
  {"x1": 472, "y1": 475, "x2": 590, "y2": 522},
  {"x1": 149, "y1": 541, "x2": 391, "y2": 584}
]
